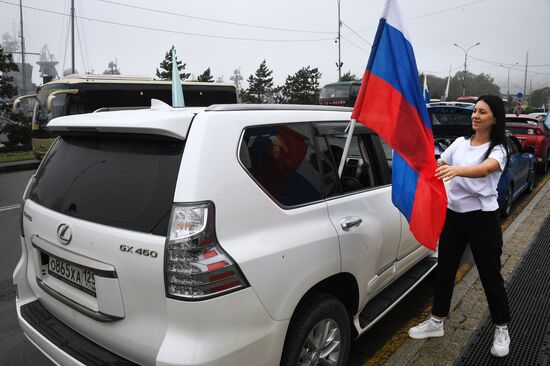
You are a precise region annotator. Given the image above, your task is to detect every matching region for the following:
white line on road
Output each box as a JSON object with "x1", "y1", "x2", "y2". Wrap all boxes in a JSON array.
[{"x1": 0, "y1": 204, "x2": 21, "y2": 212}]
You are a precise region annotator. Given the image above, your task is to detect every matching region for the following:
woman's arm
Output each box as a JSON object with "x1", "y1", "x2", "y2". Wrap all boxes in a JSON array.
[{"x1": 435, "y1": 158, "x2": 500, "y2": 182}]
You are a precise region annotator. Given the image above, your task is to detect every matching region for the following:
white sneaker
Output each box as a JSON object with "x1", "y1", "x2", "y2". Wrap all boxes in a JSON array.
[
  {"x1": 491, "y1": 327, "x2": 510, "y2": 357},
  {"x1": 408, "y1": 318, "x2": 444, "y2": 339}
]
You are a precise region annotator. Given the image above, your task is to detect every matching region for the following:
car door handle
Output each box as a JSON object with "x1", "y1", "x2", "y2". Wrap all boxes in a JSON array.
[{"x1": 340, "y1": 217, "x2": 362, "y2": 231}]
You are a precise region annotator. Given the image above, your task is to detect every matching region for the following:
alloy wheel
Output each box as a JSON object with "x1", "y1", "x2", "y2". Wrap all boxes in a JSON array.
[{"x1": 298, "y1": 318, "x2": 341, "y2": 366}]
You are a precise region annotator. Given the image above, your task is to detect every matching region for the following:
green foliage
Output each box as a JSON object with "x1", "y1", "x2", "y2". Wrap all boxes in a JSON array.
[
  {"x1": 277, "y1": 66, "x2": 322, "y2": 105},
  {"x1": 156, "y1": 45, "x2": 190, "y2": 81},
  {"x1": 530, "y1": 87, "x2": 550, "y2": 109},
  {"x1": 1, "y1": 112, "x2": 31, "y2": 146},
  {"x1": 340, "y1": 70, "x2": 359, "y2": 82},
  {"x1": 449, "y1": 71, "x2": 500, "y2": 100},
  {"x1": 0, "y1": 46, "x2": 18, "y2": 101},
  {"x1": 197, "y1": 67, "x2": 214, "y2": 82},
  {"x1": 241, "y1": 60, "x2": 274, "y2": 103}
]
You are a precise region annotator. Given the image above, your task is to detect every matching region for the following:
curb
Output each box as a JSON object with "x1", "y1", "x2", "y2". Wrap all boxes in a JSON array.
[{"x1": 0, "y1": 159, "x2": 40, "y2": 173}]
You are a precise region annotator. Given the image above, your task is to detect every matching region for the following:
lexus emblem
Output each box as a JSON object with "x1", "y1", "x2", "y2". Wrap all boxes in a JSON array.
[{"x1": 57, "y1": 224, "x2": 73, "y2": 245}]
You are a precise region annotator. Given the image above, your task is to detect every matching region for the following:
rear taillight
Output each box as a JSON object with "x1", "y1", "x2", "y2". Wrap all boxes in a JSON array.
[
  {"x1": 20, "y1": 175, "x2": 36, "y2": 238},
  {"x1": 164, "y1": 202, "x2": 248, "y2": 300}
]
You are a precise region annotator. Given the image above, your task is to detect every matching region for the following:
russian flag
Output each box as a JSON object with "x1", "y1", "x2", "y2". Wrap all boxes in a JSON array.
[{"x1": 351, "y1": 0, "x2": 447, "y2": 251}]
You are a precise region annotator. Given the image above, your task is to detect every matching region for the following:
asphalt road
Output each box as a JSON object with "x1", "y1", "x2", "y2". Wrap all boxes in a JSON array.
[
  {"x1": 0, "y1": 169, "x2": 52, "y2": 365},
  {"x1": 1, "y1": 168, "x2": 539, "y2": 366}
]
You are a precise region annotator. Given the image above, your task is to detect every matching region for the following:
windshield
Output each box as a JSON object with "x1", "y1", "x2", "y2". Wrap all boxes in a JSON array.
[
  {"x1": 429, "y1": 107, "x2": 473, "y2": 125},
  {"x1": 320, "y1": 84, "x2": 352, "y2": 99}
]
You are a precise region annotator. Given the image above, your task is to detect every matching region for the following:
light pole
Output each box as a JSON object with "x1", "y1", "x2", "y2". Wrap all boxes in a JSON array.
[
  {"x1": 453, "y1": 42, "x2": 480, "y2": 97},
  {"x1": 529, "y1": 73, "x2": 539, "y2": 106},
  {"x1": 336, "y1": 0, "x2": 343, "y2": 81},
  {"x1": 501, "y1": 62, "x2": 519, "y2": 101}
]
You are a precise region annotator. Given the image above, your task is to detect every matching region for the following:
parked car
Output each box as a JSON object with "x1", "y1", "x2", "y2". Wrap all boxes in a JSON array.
[
  {"x1": 428, "y1": 103, "x2": 535, "y2": 217},
  {"x1": 496, "y1": 134, "x2": 536, "y2": 216},
  {"x1": 14, "y1": 103, "x2": 435, "y2": 366},
  {"x1": 505, "y1": 114, "x2": 550, "y2": 174}
]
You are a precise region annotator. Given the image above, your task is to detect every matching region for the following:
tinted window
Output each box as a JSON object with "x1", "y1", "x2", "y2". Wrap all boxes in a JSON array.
[
  {"x1": 29, "y1": 135, "x2": 184, "y2": 235},
  {"x1": 429, "y1": 107, "x2": 472, "y2": 125},
  {"x1": 240, "y1": 124, "x2": 323, "y2": 207},
  {"x1": 326, "y1": 135, "x2": 376, "y2": 193}
]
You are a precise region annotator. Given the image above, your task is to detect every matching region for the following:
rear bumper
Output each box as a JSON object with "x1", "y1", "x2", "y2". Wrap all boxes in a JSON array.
[
  {"x1": 17, "y1": 299, "x2": 135, "y2": 366},
  {"x1": 14, "y1": 236, "x2": 289, "y2": 366}
]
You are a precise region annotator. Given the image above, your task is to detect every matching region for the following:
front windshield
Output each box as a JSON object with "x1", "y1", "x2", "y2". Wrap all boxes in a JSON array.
[{"x1": 320, "y1": 84, "x2": 351, "y2": 99}]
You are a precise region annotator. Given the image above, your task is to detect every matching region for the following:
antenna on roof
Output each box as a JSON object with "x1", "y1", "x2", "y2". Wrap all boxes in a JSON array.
[{"x1": 171, "y1": 48, "x2": 185, "y2": 107}]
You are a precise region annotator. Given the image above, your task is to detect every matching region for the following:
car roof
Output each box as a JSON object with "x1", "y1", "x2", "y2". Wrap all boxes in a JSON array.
[{"x1": 427, "y1": 102, "x2": 475, "y2": 109}]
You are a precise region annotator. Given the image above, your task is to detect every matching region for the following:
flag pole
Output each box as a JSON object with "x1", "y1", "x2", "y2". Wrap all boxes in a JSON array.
[{"x1": 338, "y1": 118, "x2": 357, "y2": 177}]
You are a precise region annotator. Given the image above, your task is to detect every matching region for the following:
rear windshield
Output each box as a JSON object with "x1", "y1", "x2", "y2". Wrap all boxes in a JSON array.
[
  {"x1": 29, "y1": 135, "x2": 184, "y2": 235},
  {"x1": 429, "y1": 107, "x2": 472, "y2": 125}
]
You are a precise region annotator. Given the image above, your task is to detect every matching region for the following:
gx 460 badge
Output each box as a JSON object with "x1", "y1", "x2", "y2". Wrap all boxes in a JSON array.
[{"x1": 120, "y1": 245, "x2": 158, "y2": 258}]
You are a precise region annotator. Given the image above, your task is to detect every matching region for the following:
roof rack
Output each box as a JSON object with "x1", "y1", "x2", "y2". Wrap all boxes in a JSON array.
[{"x1": 205, "y1": 104, "x2": 353, "y2": 112}]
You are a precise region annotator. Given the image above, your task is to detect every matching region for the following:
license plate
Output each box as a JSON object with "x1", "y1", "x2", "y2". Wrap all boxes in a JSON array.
[{"x1": 48, "y1": 255, "x2": 96, "y2": 296}]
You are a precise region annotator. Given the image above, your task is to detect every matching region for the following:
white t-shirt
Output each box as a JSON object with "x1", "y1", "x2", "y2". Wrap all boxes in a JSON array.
[{"x1": 440, "y1": 137, "x2": 507, "y2": 213}]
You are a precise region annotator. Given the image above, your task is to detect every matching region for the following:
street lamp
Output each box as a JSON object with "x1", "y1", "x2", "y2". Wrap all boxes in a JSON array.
[
  {"x1": 453, "y1": 42, "x2": 480, "y2": 97},
  {"x1": 500, "y1": 62, "x2": 519, "y2": 101}
]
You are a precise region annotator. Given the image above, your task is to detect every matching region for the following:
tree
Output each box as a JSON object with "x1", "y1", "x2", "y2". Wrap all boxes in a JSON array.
[
  {"x1": 0, "y1": 46, "x2": 18, "y2": 101},
  {"x1": 197, "y1": 67, "x2": 214, "y2": 82},
  {"x1": 103, "y1": 61, "x2": 121, "y2": 75},
  {"x1": 240, "y1": 60, "x2": 274, "y2": 103},
  {"x1": 340, "y1": 70, "x2": 359, "y2": 82},
  {"x1": 449, "y1": 71, "x2": 500, "y2": 101},
  {"x1": 530, "y1": 87, "x2": 550, "y2": 109},
  {"x1": 156, "y1": 45, "x2": 190, "y2": 81},
  {"x1": 0, "y1": 46, "x2": 31, "y2": 146},
  {"x1": 277, "y1": 66, "x2": 322, "y2": 105}
]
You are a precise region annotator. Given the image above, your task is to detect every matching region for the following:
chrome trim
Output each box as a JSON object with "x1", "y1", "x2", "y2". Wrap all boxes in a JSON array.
[
  {"x1": 31, "y1": 235, "x2": 116, "y2": 277},
  {"x1": 36, "y1": 279, "x2": 123, "y2": 322}
]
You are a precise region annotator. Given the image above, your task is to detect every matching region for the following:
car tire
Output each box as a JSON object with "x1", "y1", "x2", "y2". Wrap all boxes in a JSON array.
[
  {"x1": 501, "y1": 184, "x2": 513, "y2": 218},
  {"x1": 526, "y1": 169, "x2": 535, "y2": 193},
  {"x1": 280, "y1": 293, "x2": 350, "y2": 366}
]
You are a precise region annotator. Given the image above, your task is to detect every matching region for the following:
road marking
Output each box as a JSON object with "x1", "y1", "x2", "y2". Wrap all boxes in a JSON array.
[{"x1": 0, "y1": 204, "x2": 21, "y2": 212}]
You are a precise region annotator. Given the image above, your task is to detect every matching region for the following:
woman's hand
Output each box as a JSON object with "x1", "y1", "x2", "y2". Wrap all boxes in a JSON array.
[{"x1": 435, "y1": 165, "x2": 460, "y2": 182}]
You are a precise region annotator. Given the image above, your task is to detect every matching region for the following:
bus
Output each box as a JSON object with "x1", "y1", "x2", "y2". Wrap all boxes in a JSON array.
[
  {"x1": 13, "y1": 74, "x2": 238, "y2": 159},
  {"x1": 319, "y1": 80, "x2": 361, "y2": 107}
]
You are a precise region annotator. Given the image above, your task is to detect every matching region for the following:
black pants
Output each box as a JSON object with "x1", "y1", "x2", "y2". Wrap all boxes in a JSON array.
[{"x1": 432, "y1": 208, "x2": 511, "y2": 325}]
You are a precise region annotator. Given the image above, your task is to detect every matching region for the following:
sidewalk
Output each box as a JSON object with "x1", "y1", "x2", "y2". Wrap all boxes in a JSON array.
[
  {"x1": 0, "y1": 159, "x2": 40, "y2": 173},
  {"x1": 385, "y1": 177, "x2": 550, "y2": 365}
]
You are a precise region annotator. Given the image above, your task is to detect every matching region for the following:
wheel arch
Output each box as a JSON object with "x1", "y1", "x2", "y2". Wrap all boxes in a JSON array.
[{"x1": 289, "y1": 272, "x2": 360, "y2": 338}]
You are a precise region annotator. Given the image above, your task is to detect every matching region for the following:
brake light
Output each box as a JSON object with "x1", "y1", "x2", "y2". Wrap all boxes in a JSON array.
[{"x1": 164, "y1": 202, "x2": 248, "y2": 300}]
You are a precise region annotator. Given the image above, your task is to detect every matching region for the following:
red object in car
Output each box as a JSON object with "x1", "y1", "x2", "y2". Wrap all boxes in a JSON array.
[{"x1": 505, "y1": 114, "x2": 550, "y2": 173}]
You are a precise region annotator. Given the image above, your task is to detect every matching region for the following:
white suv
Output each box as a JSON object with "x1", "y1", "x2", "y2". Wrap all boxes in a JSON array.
[{"x1": 14, "y1": 103, "x2": 435, "y2": 366}]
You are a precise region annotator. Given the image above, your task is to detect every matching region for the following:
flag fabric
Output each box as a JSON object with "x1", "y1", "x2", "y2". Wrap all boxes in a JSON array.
[
  {"x1": 171, "y1": 49, "x2": 185, "y2": 107},
  {"x1": 423, "y1": 74, "x2": 430, "y2": 104},
  {"x1": 350, "y1": 0, "x2": 447, "y2": 251}
]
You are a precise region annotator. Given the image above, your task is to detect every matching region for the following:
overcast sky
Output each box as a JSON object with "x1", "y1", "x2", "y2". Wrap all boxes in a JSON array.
[{"x1": 1, "y1": 0, "x2": 549, "y2": 95}]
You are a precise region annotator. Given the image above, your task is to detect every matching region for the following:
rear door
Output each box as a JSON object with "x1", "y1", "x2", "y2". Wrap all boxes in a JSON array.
[{"x1": 23, "y1": 133, "x2": 184, "y2": 364}]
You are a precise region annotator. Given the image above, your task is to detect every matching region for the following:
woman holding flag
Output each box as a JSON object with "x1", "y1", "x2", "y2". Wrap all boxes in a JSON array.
[{"x1": 408, "y1": 95, "x2": 511, "y2": 358}]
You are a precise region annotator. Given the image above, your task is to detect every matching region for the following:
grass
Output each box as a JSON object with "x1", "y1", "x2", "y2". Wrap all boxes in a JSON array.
[{"x1": 0, "y1": 150, "x2": 35, "y2": 163}]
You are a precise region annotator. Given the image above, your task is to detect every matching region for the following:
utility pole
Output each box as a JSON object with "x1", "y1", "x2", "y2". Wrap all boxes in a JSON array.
[
  {"x1": 71, "y1": 0, "x2": 75, "y2": 74},
  {"x1": 453, "y1": 42, "x2": 480, "y2": 97},
  {"x1": 501, "y1": 62, "x2": 518, "y2": 101},
  {"x1": 19, "y1": 0, "x2": 26, "y2": 94},
  {"x1": 523, "y1": 52, "x2": 529, "y2": 96},
  {"x1": 336, "y1": 0, "x2": 342, "y2": 81}
]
